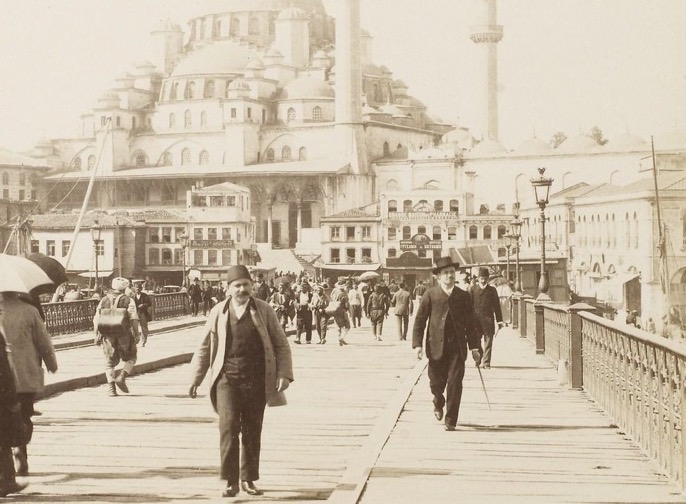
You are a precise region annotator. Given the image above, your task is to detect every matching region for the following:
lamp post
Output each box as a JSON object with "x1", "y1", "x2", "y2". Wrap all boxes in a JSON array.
[
  {"x1": 503, "y1": 233, "x2": 513, "y2": 285},
  {"x1": 511, "y1": 216, "x2": 523, "y2": 293},
  {"x1": 178, "y1": 231, "x2": 188, "y2": 288},
  {"x1": 90, "y1": 220, "x2": 102, "y2": 295},
  {"x1": 530, "y1": 167, "x2": 554, "y2": 301}
]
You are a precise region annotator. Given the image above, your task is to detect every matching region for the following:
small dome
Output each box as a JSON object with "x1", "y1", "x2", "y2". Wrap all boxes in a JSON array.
[
  {"x1": 380, "y1": 103, "x2": 408, "y2": 117},
  {"x1": 266, "y1": 46, "x2": 283, "y2": 58},
  {"x1": 608, "y1": 132, "x2": 647, "y2": 150},
  {"x1": 134, "y1": 60, "x2": 156, "y2": 73},
  {"x1": 515, "y1": 137, "x2": 551, "y2": 154},
  {"x1": 557, "y1": 134, "x2": 601, "y2": 152},
  {"x1": 97, "y1": 91, "x2": 121, "y2": 107},
  {"x1": 362, "y1": 105, "x2": 379, "y2": 115},
  {"x1": 279, "y1": 76, "x2": 335, "y2": 99},
  {"x1": 246, "y1": 58, "x2": 265, "y2": 69},
  {"x1": 172, "y1": 41, "x2": 258, "y2": 77},
  {"x1": 470, "y1": 139, "x2": 507, "y2": 155},
  {"x1": 392, "y1": 79, "x2": 407, "y2": 88}
]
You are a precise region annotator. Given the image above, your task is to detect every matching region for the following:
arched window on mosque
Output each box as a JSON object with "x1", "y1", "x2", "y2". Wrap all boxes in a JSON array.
[
  {"x1": 225, "y1": 80, "x2": 233, "y2": 98},
  {"x1": 434, "y1": 200, "x2": 443, "y2": 211},
  {"x1": 169, "y1": 113, "x2": 176, "y2": 129},
  {"x1": 388, "y1": 200, "x2": 397, "y2": 213},
  {"x1": 134, "y1": 151, "x2": 148, "y2": 167},
  {"x1": 632, "y1": 212, "x2": 639, "y2": 248},
  {"x1": 397, "y1": 143, "x2": 403, "y2": 150},
  {"x1": 484, "y1": 226, "x2": 492, "y2": 240},
  {"x1": 73, "y1": 157, "x2": 82, "y2": 170},
  {"x1": 373, "y1": 83, "x2": 382, "y2": 103},
  {"x1": 204, "y1": 80, "x2": 215, "y2": 98},
  {"x1": 170, "y1": 82, "x2": 178, "y2": 101},
  {"x1": 265, "y1": 148, "x2": 275, "y2": 162},
  {"x1": 383, "y1": 142, "x2": 390, "y2": 156},
  {"x1": 200, "y1": 111, "x2": 207, "y2": 127},
  {"x1": 184, "y1": 110, "x2": 192, "y2": 128},
  {"x1": 497, "y1": 225, "x2": 506, "y2": 239},
  {"x1": 282, "y1": 146, "x2": 291, "y2": 161},
  {"x1": 287, "y1": 108, "x2": 296, "y2": 123},
  {"x1": 449, "y1": 199, "x2": 459, "y2": 212},
  {"x1": 402, "y1": 226, "x2": 411, "y2": 240},
  {"x1": 181, "y1": 148, "x2": 191, "y2": 165},
  {"x1": 1, "y1": 172, "x2": 8, "y2": 184},
  {"x1": 163, "y1": 152, "x2": 173, "y2": 166},
  {"x1": 199, "y1": 150, "x2": 210, "y2": 165},
  {"x1": 312, "y1": 106, "x2": 322, "y2": 122},
  {"x1": 215, "y1": 21, "x2": 222, "y2": 37},
  {"x1": 249, "y1": 18, "x2": 259, "y2": 35},
  {"x1": 186, "y1": 81, "x2": 196, "y2": 99},
  {"x1": 231, "y1": 18, "x2": 240, "y2": 36},
  {"x1": 469, "y1": 225, "x2": 478, "y2": 240},
  {"x1": 88, "y1": 155, "x2": 96, "y2": 170},
  {"x1": 18, "y1": 172, "x2": 25, "y2": 185},
  {"x1": 299, "y1": 147, "x2": 307, "y2": 161}
]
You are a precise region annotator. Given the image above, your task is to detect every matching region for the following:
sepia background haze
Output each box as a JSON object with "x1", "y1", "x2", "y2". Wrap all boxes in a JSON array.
[{"x1": 0, "y1": 0, "x2": 684, "y2": 152}]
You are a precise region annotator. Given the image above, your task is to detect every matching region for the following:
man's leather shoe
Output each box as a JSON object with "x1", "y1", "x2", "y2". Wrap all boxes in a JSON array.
[
  {"x1": 222, "y1": 483, "x2": 239, "y2": 497},
  {"x1": 445, "y1": 424, "x2": 456, "y2": 431},
  {"x1": 241, "y1": 480, "x2": 263, "y2": 496},
  {"x1": 433, "y1": 408, "x2": 443, "y2": 421}
]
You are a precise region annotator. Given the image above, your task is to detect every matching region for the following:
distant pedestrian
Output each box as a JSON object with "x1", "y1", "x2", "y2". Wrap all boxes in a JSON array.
[
  {"x1": 366, "y1": 285, "x2": 389, "y2": 341},
  {"x1": 312, "y1": 285, "x2": 330, "y2": 344},
  {"x1": 253, "y1": 273, "x2": 270, "y2": 301},
  {"x1": 0, "y1": 293, "x2": 58, "y2": 480},
  {"x1": 469, "y1": 267, "x2": 503, "y2": 369},
  {"x1": 330, "y1": 281, "x2": 351, "y2": 346},
  {"x1": 347, "y1": 283, "x2": 363, "y2": 328},
  {"x1": 269, "y1": 284, "x2": 292, "y2": 333},
  {"x1": 412, "y1": 280, "x2": 427, "y2": 304},
  {"x1": 188, "y1": 265, "x2": 293, "y2": 498},
  {"x1": 188, "y1": 278, "x2": 202, "y2": 316},
  {"x1": 133, "y1": 283, "x2": 152, "y2": 347},
  {"x1": 412, "y1": 257, "x2": 481, "y2": 431},
  {"x1": 93, "y1": 277, "x2": 140, "y2": 397},
  {"x1": 391, "y1": 282, "x2": 413, "y2": 340},
  {"x1": 294, "y1": 281, "x2": 313, "y2": 344},
  {"x1": 202, "y1": 281, "x2": 214, "y2": 315}
]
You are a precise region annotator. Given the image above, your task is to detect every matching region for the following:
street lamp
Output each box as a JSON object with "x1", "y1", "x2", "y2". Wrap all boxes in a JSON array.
[
  {"x1": 510, "y1": 215, "x2": 523, "y2": 293},
  {"x1": 178, "y1": 231, "x2": 188, "y2": 288},
  {"x1": 530, "y1": 167, "x2": 554, "y2": 301},
  {"x1": 503, "y1": 233, "x2": 514, "y2": 285},
  {"x1": 90, "y1": 220, "x2": 102, "y2": 295}
]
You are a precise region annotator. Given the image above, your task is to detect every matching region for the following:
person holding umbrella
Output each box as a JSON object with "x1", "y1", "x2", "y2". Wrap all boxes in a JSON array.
[{"x1": 412, "y1": 257, "x2": 481, "y2": 431}]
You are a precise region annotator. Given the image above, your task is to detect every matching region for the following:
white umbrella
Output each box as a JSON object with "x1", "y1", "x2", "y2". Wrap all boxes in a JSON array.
[{"x1": 0, "y1": 254, "x2": 54, "y2": 294}]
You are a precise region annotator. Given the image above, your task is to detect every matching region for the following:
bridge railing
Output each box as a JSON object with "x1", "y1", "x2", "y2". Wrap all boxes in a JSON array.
[
  {"x1": 514, "y1": 292, "x2": 686, "y2": 491},
  {"x1": 43, "y1": 292, "x2": 190, "y2": 336}
]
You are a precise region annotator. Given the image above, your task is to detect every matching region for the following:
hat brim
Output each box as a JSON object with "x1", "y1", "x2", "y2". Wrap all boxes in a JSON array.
[{"x1": 432, "y1": 261, "x2": 460, "y2": 274}]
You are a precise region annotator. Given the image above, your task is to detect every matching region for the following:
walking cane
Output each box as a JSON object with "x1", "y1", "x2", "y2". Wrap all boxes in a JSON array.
[{"x1": 476, "y1": 364, "x2": 492, "y2": 411}]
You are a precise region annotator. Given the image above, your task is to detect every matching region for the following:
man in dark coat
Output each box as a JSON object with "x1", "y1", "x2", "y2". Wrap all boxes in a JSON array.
[
  {"x1": 133, "y1": 283, "x2": 152, "y2": 347},
  {"x1": 188, "y1": 278, "x2": 202, "y2": 316},
  {"x1": 470, "y1": 267, "x2": 504, "y2": 369},
  {"x1": 189, "y1": 265, "x2": 293, "y2": 498},
  {"x1": 412, "y1": 257, "x2": 481, "y2": 431},
  {"x1": 253, "y1": 273, "x2": 270, "y2": 302}
]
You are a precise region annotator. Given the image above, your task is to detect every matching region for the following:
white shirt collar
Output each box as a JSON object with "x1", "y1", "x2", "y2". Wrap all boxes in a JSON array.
[
  {"x1": 231, "y1": 298, "x2": 249, "y2": 319},
  {"x1": 440, "y1": 284, "x2": 454, "y2": 297}
]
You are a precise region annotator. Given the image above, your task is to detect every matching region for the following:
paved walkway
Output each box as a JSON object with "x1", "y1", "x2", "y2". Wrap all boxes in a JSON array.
[{"x1": 11, "y1": 316, "x2": 684, "y2": 503}]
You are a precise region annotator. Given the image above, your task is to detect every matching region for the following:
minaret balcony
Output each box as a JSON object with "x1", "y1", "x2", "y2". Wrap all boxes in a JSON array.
[{"x1": 469, "y1": 25, "x2": 503, "y2": 43}]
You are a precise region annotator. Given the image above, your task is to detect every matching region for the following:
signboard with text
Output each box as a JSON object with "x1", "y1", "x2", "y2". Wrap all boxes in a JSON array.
[
  {"x1": 399, "y1": 233, "x2": 442, "y2": 251},
  {"x1": 191, "y1": 239, "x2": 234, "y2": 249}
]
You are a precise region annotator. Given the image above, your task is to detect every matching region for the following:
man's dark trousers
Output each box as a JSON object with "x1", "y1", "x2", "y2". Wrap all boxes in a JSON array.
[{"x1": 427, "y1": 335, "x2": 465, "y2": 428}]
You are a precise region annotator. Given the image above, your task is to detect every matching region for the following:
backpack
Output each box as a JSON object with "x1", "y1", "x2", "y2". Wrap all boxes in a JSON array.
[{"x1": 96, "y1": 294, "x2": 131, "y2": 339}]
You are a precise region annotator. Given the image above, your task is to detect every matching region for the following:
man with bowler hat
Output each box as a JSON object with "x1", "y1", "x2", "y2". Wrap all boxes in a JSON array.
[
  {"x1": 470, "y1": 267, "x2": 504, "y2": 369},
  {"x1": 188, "y1": 265, "x2": 294, "y2": 497},
  {"x1": 412, "y1": 257, "x2": 481, "y2": 431}
]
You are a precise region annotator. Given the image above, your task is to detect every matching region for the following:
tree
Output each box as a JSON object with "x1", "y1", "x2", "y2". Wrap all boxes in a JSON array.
[
  {"x1": 550, "y1": 131, "x2": 567, "y2": 148},
  {"x1": 587, "y1": 126, "x2": 608, "y2": 146}
]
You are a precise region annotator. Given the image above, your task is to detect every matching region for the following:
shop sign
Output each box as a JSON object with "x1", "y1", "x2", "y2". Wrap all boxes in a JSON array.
[
  {"x1": 388, "y1": 211, "x2": 458, "y2": 221},
  {"x1": 400, "y1": 233, "x2": 442, "y2": 250},
  {"x1": 191, "y1": 239, "x2": 234, "y2": 248}
]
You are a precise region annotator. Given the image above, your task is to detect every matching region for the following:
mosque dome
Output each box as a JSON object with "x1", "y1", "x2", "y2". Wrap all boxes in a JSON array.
[
  {"x1": 96, "y1": 91, "x2": 121, "y2": 108},
  {"x1": 172, "y1": 41, "x2": 259, "y2": 77},
  {"x1": 557, "y1": 134, "x2": 600, "y2": 152},
  {"x1": 470, "y1": 139, "x2": 507, "y2": 155},
  {"x1": 380, "y1": 103, "x2": 408, "y2": 117},
  {"x1": 246, "y1": 58, "x2": 265, "y2": 70},
  {"x1": 266, "y1": 46, "x2": 284, "y2": 58},
  {"x1": 655, "y1": 129, "x2": 686, "y2": 150},
  {"x1": 277, "y1": 7, "x2": 309, "y2": 20},
  {"x1": 228, "y1": 79, "x2": 251, "y2": 91},
  {"x1": 362, "y1": 105, "x2": 380, "y2": 116},
  {"x1": 211, "y1": 0, "x2": 325, "y2": 14},
  {"x1": 279, "y1": 76, "x2": 335, "y2": 99},
  {"x1": 515, "y1": 137, "x2": 551, "y2": 154},
  {"x1": 607, "y1": 132, "x2": 647, "y2": 151}
]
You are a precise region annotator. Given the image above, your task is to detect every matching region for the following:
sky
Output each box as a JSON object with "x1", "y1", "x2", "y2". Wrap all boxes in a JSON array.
[{"x1": 0, "y1": 0, "x2": 684, "y2": 152}]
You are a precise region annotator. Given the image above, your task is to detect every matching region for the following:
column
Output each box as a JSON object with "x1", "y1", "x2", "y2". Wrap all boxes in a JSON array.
[
  {"x1": 267, "y1": 202, "x2": 273, "y2": 248},
  {"x1": 296, "y1": 202, "x2": 302, "y2": 245}
]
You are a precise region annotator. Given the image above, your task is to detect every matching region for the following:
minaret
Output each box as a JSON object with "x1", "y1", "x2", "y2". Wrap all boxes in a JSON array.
[
  {"x1": 469, "y1": 0, "x2": 503, "y2": 141},
  {"x1": 335, "y1": 0, "x2": 367, "y2": 175}
]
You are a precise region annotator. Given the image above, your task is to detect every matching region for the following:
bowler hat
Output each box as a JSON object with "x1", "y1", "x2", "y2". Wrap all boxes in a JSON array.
[
  {"x1": 226, "y1": 265, "x2": 252, "y2": 286},
  {"x1": 478, "y1": 267, "x2": 490, "y2": 278},
  {"x1": 432, "y1": 256, "x2": 460, "y2": 274}
]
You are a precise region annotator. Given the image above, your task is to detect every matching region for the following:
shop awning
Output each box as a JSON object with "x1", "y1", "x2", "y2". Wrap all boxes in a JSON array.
[
  {"x1": 607, "y1": 272, "x2": 640, "y2": 286},
  {"x1": 77, "y1": 270, "x2": 114, "y2": 278},
  {"x1": 449, "y1": 245, "x2": 497, "y2": 267}
]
